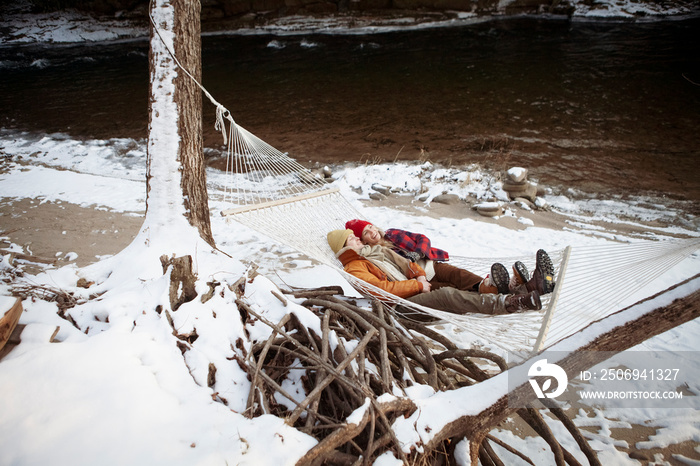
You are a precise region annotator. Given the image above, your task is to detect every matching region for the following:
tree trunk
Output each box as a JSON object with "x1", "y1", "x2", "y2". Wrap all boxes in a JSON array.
[
  {"x1": 172, "y1": 0, "x2": 214, "y2": 247},
  {"x1": 147, "y1": 0, "x2": 214, "y2": 247}
]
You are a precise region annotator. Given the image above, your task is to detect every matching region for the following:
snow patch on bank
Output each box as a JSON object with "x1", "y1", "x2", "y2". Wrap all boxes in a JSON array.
[{"x1": 1, "y1": 0, "x2": 698, "y2": 45}]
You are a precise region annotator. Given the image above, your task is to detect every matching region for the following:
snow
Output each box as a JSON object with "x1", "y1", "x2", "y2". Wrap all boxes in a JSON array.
[
  {"x1": 0, "y1": 10, "x2": 148, "y2": 45},
  {"x1": 2, "y1": 129, "x2": 699, "y2": 466},
  {"x1": 1, "y1": 0, "x2": 697, "y2": 45},
  {"x1": 507, "y1": 166, "x2": 527, "y2": 181},
  {"x1": 1, "y1": 6, "x2": 700, "y2": 466}
]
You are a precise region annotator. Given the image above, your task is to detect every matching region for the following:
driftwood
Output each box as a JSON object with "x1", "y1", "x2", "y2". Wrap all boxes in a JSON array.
[
  {"x1": 0, "y1": 298, "x2": 23, "y2": 352},
  {"x1": 422, "y1": 274, "x2": 700, "y2": 463},
  {"x1": 232, "y1": 274, "x2": 699, "y2": 464},
  {"x1": 1, "y1": 298, "x2": 58, "y2": 360},
  {"x1": 160, "y1": 254, "x2": 198, "y2": 311},
  {"x1": 7, "y1": 252, "x2": 56, "y2": 265},
  {"x1": 233, "y1": 288, "x2": 590, "y2": 464}
]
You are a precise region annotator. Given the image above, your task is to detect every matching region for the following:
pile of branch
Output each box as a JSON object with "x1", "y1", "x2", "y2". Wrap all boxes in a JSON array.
[
  {"x1": 235, "y1": 287, "x2": 600, "y2": 465},
  {"x1": 10, "y1": 282, "x2": 81, "y2": 315}
]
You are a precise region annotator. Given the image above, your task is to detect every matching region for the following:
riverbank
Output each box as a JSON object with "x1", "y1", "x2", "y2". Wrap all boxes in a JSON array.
[
  {"x1": 2, "y1": 0, "x2": 700, "y2": 47},
  {"x1": 2, "y1": 14, "x2": 699, "y2": 227},
  {"x1": 2, "y1": 185, "x2": 685, "y2": 272}
]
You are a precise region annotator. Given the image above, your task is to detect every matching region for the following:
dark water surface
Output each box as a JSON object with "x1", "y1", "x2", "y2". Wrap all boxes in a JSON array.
[{"x1": 1, "y1": 17, "x2": 699, "y2": 201}]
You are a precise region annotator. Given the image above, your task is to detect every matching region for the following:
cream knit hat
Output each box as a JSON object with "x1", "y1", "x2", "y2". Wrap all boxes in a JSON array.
[{"x1": 327, "y1": 229, "x2": 352, "y2": 254}]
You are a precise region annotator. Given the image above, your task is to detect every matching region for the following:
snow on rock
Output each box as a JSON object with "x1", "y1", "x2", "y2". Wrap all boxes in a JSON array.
[{"x1": 506, "y1": 166, "x2": 528, "y2": 183}]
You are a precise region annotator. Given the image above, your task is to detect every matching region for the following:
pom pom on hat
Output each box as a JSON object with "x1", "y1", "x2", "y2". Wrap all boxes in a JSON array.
[
  {"x1": 327, "y1": 229, "x2": 352, "y2": 254},
  {"x1": 345, "y1": 219, "x2": 371, "y2": 239}
]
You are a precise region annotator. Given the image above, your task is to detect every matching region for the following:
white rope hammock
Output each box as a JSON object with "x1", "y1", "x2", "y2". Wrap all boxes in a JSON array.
[
  {"x1": 146, "y1": 8, "x2": 699, "y2": 355},
  {"x1": 216, "y1": 115, "x2": 700, "y2": 354}
]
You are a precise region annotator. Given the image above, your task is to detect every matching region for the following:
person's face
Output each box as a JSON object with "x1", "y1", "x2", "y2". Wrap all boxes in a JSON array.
[
  {"x1": 345, "y1": 233, "x2": 364, "y2": 251},
  {"x1": 361, "y1": 224, "x2": 381, "y2": 245}
]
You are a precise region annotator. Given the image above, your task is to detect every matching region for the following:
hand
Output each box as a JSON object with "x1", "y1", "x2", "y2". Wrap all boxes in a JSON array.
[{"x1": 417, "y1": 276, "x2": 431, "y2": 293}]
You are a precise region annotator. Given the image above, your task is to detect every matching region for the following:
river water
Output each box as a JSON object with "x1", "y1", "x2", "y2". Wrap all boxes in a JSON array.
[{"x1": 1, "y1": 17, "x2": 698, "y2": 205}]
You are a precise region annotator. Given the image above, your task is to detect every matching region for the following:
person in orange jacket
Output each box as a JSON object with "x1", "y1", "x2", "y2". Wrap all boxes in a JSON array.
[
  {"x1": 327, "y1": 229, "x2": 552, "y2": 315},
  {"x1": 344, "y1": 219, "x2": 547, "y2": 296}
]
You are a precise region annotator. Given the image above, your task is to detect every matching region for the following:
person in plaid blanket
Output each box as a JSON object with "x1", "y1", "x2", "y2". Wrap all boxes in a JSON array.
[
  {"x1": 345, "y1": 219, "x2": 548, "y2": 296},
  {"x1": 327, "y1": 229, "x2": 551, "y2": 315}
]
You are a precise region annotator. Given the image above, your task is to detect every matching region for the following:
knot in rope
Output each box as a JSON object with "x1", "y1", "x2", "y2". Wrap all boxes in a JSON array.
[{"x1": 215, "y1": 105, "x2": 231, "y2": 145}]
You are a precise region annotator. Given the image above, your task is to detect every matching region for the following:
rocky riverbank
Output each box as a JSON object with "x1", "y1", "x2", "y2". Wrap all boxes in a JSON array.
[{"x1": 3, "y1": 0, "x2": 699, "y2": 42}]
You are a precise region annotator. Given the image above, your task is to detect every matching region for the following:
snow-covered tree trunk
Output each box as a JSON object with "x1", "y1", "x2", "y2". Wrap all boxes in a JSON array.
[{"x1": 146, "y1": 0, "x2": 214, "y2": 247}]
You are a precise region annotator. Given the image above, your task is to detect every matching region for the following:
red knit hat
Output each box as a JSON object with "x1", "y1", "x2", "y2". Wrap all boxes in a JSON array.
[{"x1": 345, "y1": 219, "x2": 372, "y2": 239}]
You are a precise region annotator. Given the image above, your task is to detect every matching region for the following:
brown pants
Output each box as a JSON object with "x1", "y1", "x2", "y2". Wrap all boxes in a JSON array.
[
  {"x1": 429, "y1": 262, "x2": 483, "y2": 292},
  {"x1": 406, "y1": 287, "x2": 506, "y2": 316}
]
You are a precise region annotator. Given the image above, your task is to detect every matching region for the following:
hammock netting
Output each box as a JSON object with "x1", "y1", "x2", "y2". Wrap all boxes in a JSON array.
[
  {"x1": 144, "y1": 16, "x2": 699, "y2": 355},
  {"x1": 216, "y1": 112, "x2": 700, "y2": 355}
]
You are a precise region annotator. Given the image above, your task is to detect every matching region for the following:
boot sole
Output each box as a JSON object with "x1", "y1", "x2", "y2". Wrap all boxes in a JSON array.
[
  {"x1": 513, "y1": 261, "x2": 530, "y2": 284},
  {"x1": 491, "y1": 263, "x2": 511, "y2": 295},
  {"x1": 536, "y1": 249, "x2": 555, "y2": 294}
]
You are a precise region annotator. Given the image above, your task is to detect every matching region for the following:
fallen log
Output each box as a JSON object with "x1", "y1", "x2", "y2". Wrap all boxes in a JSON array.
[
  {"x1": 232, "y1": 274, "x2": 699, "y2": 464},
  {"x1": 0, "y1": 297, "x2": 23, "y2": 353},
  {"x1": 423, "y1": 274, "x2": 700, "y2": 462}
]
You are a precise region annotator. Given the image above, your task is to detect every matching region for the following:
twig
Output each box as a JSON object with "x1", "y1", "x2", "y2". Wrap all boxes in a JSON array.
[
  {"x1": 481, "y1": 437, "x2": 506, "y2": 466},
  {"x1": 374, "y1": 301, "x2": 392, "y2": 390},
  {"x1": 517, "y1": 408, "x2": 566, "y2": 466},
  {"x1": 287, "y1": 328, "x2": 377, "y2": 425},
  {"x1": 485, "y1": 434, "x2": 535, "y2": 465},
  {"x1": 397, "y1": 318, "x2": 456, "y2": 353},
  {"x1": 270, "y1": 289, "x2": 287, "y2": 306},
  {"x1": 246, "y1": 313, "x2": 291, "y2": 415},
  {"x1": 306, "y1": 310, "x2": 332, "y2": 430},
  {"x1": 542, "y1": 401, "x2": 601, "y2": 466}
]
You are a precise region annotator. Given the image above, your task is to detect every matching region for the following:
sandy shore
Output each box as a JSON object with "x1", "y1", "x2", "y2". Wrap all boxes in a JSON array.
[
  {"x1": 0, "y1": 198, "x2": 143, "y2": 269},
  {"x1": 1, "y1": 183, "x2": 688, "y2": 271}
]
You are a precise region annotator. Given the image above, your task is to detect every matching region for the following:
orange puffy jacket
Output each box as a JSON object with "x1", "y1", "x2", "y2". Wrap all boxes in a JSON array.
[{"x1": 337, "y1": 247, "x2": 425, "y2": 299}]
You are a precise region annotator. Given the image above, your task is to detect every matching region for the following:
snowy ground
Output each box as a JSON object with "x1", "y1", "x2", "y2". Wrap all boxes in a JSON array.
[
  {"x1": 1, "y1": 7, "x2": 700, "y2": 465},
  {"x1": 1, "y1": 126, "x2": 699, "y2": 465}
]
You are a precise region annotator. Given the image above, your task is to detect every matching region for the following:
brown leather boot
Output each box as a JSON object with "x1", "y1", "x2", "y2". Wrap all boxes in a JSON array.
[
  {"x1": 479, "y1": 279, "x2": 499, "y2": 294},
  {"x1": 490, "y1": 263, "x2": 510, "y2": 294},
  {"x1": 525, "y1": 249, "x2": 555, "y2": 295},
  {"x1": 479, "y1": 263, "x2": 510, "y2": 294},
  {"x1": 509, "y1": 261, "x2": 530, "y2": 293},
  {"x1": 505, "y1": 291, "x2": 542, "y2": 313},
  {"x1": 512, "y1": 261, "x2": 529, "y2": 285}
]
